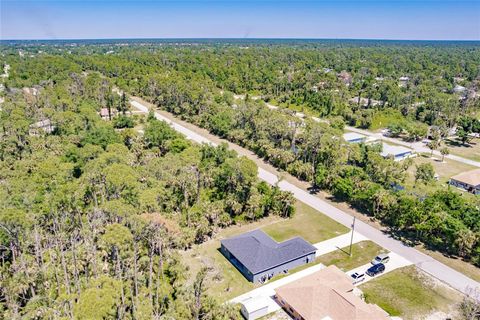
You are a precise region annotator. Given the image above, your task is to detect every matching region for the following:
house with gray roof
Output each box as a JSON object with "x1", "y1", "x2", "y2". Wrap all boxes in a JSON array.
[{"x1": 220, "y1": 230, "x2": 316, "y2": 283}]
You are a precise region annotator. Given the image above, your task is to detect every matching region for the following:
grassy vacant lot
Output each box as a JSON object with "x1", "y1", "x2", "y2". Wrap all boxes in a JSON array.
[
  {"x1": 315, "y1": 240, "x2": 386, "y2": 271},
  {"x1": 262, "y1": 201, "x2": 349, "y2": 243},
  {"x1": 180, "y1": 200, "x2": 348, "y2": 301},
  {"x1": 361, "y1": 266, "x2": 463, "y2": 319},
  {"x1": 370, "y1": 109, "x2": 413, "y2": 130},
  {"x1": 445, "y1": 137, "x2": 480, "y2": 162},
  {"x1": 405, "y1": 154, "x2": 478, "y2": 194}
]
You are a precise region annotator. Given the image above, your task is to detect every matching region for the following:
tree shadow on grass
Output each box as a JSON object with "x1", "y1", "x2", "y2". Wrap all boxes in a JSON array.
[{"x1": 445, "y1": 138, "x2": 475, "y2": 148}]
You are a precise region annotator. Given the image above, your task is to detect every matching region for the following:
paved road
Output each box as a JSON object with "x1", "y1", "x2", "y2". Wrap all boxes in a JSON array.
[
  {"x1": 129, "y1": 98, "x2": 479, "y2": 296},
  {"x1": 345, "y1": 126, "x2": 480, "y2": 168},
  {"x1": 234, "y1": 94, "x2": 480, "y2": 168}
]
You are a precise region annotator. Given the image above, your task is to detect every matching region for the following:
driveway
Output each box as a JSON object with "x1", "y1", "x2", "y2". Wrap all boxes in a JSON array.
[
  {"x1": 128, "y1": 96, "x2": 479, "y2": 295},
  {"x1": 229, "y1": 250, "x2": 412, "y2": 318},
  {"x1": 313, "y1": 231, "x2": 367, "y2": 257},
  {"x1": 347, "y1": 252, "x2": 413, "y2": 286}
]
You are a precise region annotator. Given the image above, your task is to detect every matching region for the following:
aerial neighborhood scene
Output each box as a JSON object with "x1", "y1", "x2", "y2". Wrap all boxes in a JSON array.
[{"x1": 1, "y1": 0, "x2": 480, "y2": 319}]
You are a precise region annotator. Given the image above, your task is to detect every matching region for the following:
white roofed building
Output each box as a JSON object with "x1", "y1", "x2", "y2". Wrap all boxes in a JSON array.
[
  {"x1": 29, "y1": 119, "x2": 55, "y2": 136},
  {"x1": 380, "y1": 143, "x2": 414, "y2": 161},
  {"x1": 240, "y1": 296, "x2": 272, "y2": 320},
  {"x1": 343, "y1": 132, "x2": 367, "y2": 143}
]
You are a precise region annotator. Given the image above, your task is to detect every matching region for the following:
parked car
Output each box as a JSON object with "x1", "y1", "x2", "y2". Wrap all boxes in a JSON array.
[
  {"x1": 366, "y1": 263, "x2": 385, "y2": 277},
  {"x1": 371, "y1": 253, "x2": 390, "y2": 265},
  {"x1": 350, "y1": 272, "x2": 365, "y2": 284},
  {"x1": 381, "y1": 129, "x2": 391, "y2": 137}
]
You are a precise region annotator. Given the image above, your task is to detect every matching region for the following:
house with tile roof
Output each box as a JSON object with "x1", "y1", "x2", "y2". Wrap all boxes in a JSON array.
[
  {"x1": 450, "y1": 168, "x2": 480, "y2": 195},
  {"x1": 275, "y1": 265, "x2": 390, "y2": 320},
  {"x1": 220, "y1": 230, "x2": 316, "y2": 283}
]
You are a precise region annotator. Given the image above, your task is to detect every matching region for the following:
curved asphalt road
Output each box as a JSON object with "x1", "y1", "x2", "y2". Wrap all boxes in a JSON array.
[{"x1": 130, "y1": 99, "x2": 479, "y2": 296}]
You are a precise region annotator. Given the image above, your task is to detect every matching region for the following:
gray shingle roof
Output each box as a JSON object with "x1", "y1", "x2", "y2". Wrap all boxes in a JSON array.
[{"x1": 221, "y1": 229, "x2": 316, "y2": 274}]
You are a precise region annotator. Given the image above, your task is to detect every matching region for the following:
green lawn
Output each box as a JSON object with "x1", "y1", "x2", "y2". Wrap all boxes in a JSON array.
[
  {"x1": 316, "y1": 240, "x2": 386, "y2": 271},
  {"x1": 262, "y1": 201, "x2": 349, "y2": 243},
  {"x1": 360, "y1": 266, "x2": 463, "y2": 319},
  {"x1": 180, "y1": 200, "x2": 349, "y2": 301},
  {"x1": 184, "y1": 239, "x2": 257, "y2": 301},
  {"x1": 445, "y1": 137, "x2": 480, "y2": 162},
  {"x1": 370, "y1": 109, "x2": 412, "y2": 130},
  {"x1": 267, "y1": 240, "x2": 386, "y2": 284},
  {"x1": 404, "y1": 154, "x2": 478, "y2": 200}
]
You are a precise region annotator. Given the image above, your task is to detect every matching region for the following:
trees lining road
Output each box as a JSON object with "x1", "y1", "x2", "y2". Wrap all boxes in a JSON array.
[{"x1": 129, "y1": 96, "x2": 480, "y2": 296}]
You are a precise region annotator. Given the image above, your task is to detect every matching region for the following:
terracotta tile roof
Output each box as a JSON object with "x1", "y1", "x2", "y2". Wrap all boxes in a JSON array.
[
  {"x1": 450, "y1": 169, "x2": 480, "y2": 187},
  {"x1": 100, "y1": 108, "x2": 110, "y2": 117},
  {"x1": 275, "y1": 265, "x2": 389, "y2": 320}
]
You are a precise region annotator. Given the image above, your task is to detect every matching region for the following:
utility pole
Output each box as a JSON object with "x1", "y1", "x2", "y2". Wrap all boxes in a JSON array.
[{"x1": 349, "y1": 216, "x2": 356, "y2": 257}]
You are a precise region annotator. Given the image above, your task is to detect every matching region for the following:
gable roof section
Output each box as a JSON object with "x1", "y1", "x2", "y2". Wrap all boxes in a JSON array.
[
  {"x1": 381, "y1": 143, "x2": 412, "y2": 158},
  {"x1": 275, "y1": 265, "x2": 389, "y2": 320},
  {"x1": 221, "y1": 229, "x2": 316, "y2": 274},
  {"x1": 450, "y1": 168, "x2": 480, "y2": 187},
  {"x1": 343, "y1": 132, "x2": 367, "y2": 142}
]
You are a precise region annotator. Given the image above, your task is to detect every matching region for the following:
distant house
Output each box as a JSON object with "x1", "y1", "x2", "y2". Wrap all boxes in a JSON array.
[
  {"x1": 349, "y1": 96, "x2": 382, "y2": 107},
  {"x1": 380, "y1": 143, "x2": 414, "y2": 161},
  {"x1": 220, "y1": 230, "x2": 316, "y2": 283},
  {"x1": 399, "y1": 76, "x2": 410, "y2": 87},
  {"x1": 22, "y1": 87, "x2": 39, "y2": 97},
  {"x1": 343, "y1": 132, "x2": 367, "y2": 143},
  {"x1": 322, "y1": 67, "x2": 332, "y2": 74},
  {"x1": 449, "y1": 169, "x2": 480, "y2": 195},
  {"x1": 453, "y1": 84, "x2": 467, "y2": 94},
  {"x1": 99, "y1": 107, "x2": 116, "y2": 120},
  {"x1": 29, "y1": 119, "x2": 55, "y2": 136},
  {"x1": 338, "y1": 70, "x2": 353, "y2": 86},
  {"x1": 275, "y1": 265, "x2": 390, "y2": 320},
  {"x1": 240, "y1": 296, "x2": 271, "y2": 320}
]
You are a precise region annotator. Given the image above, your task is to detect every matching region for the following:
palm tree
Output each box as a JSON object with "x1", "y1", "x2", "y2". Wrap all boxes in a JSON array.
[
  {"x1": 427, "y1": 140, "x2": 440, "y2": 157},
  {"x1": 440, "y1": 147, "x2": 450, "y2": 162}
]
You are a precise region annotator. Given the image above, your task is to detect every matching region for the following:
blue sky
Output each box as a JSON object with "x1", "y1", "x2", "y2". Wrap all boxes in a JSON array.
[{"x1": 1, "y1": 1, "x2": 479, "y2": 40}]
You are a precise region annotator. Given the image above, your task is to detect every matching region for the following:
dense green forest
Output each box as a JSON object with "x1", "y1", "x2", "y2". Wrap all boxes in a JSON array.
[
  {"x1": 5, "y1": 41, "x2": 479, "y2": 129},
  {"x1": 0, "y1": 67, "x2": 295, "y2": 318},
  {"x1": 1, "y1": 40, "x2": 480, "y2": 318}
]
